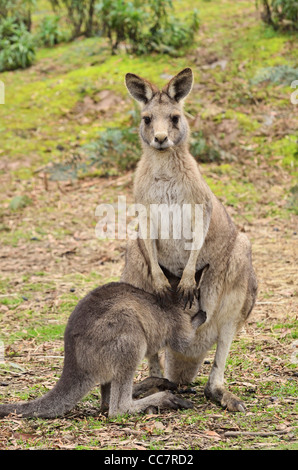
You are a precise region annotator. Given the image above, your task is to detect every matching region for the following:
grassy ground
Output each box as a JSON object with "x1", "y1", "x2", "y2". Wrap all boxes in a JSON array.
[{"x1": 0, "y1": 0, "x2": 297, "y2": 450}]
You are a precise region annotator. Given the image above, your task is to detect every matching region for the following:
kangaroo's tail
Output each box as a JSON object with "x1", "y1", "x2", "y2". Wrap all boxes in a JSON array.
[{"x1": 0, "y1": 360, "x2": 94, "y2": 419}]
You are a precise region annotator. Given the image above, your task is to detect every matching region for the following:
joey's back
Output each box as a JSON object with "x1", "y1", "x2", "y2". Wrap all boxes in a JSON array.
[{"x1": 67, "y1": 282, "x2": 195, "y2": 359}]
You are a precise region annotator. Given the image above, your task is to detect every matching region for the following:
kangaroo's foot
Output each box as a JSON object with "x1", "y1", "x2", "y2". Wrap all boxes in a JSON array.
[
  {"x1": 204, "y1": 384, "x2": 246, "y2": 412},
  {"x1": 133, "y1": 377, "x2": 177, "y2": 399}
]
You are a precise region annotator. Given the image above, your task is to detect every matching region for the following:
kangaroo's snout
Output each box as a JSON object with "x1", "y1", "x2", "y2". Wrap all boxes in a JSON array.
[
  {"x1": 151, "y1": 131, "x2": 172, "y2": 151},
  {"x1": 154, "y1": 133, "x2": 168, "y2": 145}
]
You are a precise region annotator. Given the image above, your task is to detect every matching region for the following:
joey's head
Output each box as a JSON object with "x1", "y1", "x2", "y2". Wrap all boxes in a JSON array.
[{"x1": 125, "y1": 68, "x2": 193, "y2": 153}]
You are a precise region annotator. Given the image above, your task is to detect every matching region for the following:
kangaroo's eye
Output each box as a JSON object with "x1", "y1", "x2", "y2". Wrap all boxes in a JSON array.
[
  {"x1": 143, "y1": 116, "x2": 151, "y2": 125},
  {"x1": 171, "y1": 115, "x2": 180, "y2": 125}
]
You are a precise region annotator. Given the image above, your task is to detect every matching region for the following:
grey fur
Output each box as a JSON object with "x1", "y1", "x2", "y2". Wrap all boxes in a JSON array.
[
  {"x1": 0, "y1": 280, "x2": 204, "y2": 419},
  {"x1": 122, "y1": 68, "x2": 258, "y2": 412}
]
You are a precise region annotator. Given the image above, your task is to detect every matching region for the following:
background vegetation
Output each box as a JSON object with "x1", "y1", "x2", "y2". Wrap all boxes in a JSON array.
[{"x1": 0, "y1": 0, "x2": 297, "y2": 451}]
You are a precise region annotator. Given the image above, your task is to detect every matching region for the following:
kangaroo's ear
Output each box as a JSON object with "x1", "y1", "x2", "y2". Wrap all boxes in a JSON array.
[
  {"x1": 125, "y1": 73, "x2": 157, "y2": 105},
  {"x1": 164, "y1": 68, "x2": 193, "y2": 102}
]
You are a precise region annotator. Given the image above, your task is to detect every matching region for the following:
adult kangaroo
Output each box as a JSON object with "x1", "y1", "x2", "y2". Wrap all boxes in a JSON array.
[
  {"x1": 121, "y1": 68, "x2": 258, "y2": 412},
  {"x1": 0, "y1": 278, "x2": 207, "y2": 419}
]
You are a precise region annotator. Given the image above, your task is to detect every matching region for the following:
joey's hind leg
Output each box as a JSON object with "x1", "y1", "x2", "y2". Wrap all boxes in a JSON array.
[
  {"x1": 108, "y1": 374, "x2": 134, "y2": 417},
  {"x1": 108, "y1": 374, "x2": 193, "y2": 417},
  {"x1": 131, "y1": 391, "x2": 193, "y2": 415}
]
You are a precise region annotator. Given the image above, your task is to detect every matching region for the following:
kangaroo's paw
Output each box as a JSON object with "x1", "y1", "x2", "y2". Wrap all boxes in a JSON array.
[
  {"x1": 177, "y1": 277, "x2": 198, "y2": 309},
  {"x1": 152, "y1": 273, "x2": 173, "y2": 306},
  {"x1": 204, "y1": 385, "x2": 246, "y2": 412}
]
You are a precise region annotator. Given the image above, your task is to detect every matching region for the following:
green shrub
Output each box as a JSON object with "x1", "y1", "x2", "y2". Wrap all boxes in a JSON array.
[
  {"x1": 136, "y1": 8, "x2": 200, "y2": 55},
  {"x1": 189, "y1": 130, "x2": 233, "y2": 163},
  {"x1": 96, "y1": 0, "x2": 146, "y2": 54},
  {"x1": 45, "y1": 108, "x2": 141, "y2": 180},
  {"x1": 37, "y1": 15, "x2": 68, "y2": 47},
  {"x1": 50, "y1": 0, "x2": 199, "y2": 55},
  {"x1": 251, "y1": 65, "x2": 298, "y2": 84},
  {"x1": 96, "y1": 0, "x2": 199, "y2": 55},
  {"x1": 0, "y1": 17, "x2": 35, "y2": 71},
  {"x1": 0, "y1": 0, "x2": 35, "y2": 31},
  {"x1": 257, "y1": 0, "x2": 298, "y2": 30},
  {"x1": 50, "y1": 0, "x2": 96, "y2": 38},
  {"x1": 82, "y1": 126, "x2": 140, "y2": 172},
  {"x1": 44, "y1": 128, "x2": 140, "y2": 180}
]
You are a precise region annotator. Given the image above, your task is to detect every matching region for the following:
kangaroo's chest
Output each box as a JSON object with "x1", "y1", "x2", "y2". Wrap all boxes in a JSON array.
[
  {"x1": 148, "y1": 176, "x2": 201, "y2": 275},
  {"x1": 148, "y1": 176, "x2": 188, "y2": 205}
]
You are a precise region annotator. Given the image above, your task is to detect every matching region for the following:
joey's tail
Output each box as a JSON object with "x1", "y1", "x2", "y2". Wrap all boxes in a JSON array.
[{"x1": 0, "y1": 362, "x2": 94, "y2": 419}]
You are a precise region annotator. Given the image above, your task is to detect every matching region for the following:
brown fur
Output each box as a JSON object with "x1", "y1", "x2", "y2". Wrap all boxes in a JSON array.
[{"x1": 122, "y1": 68, "x2": 258, "y2": 411}]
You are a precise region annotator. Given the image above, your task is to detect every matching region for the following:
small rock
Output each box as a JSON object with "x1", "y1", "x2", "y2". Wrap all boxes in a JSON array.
[{"x1": 269, "y1": 396, "x2": 278, "y2": 403}]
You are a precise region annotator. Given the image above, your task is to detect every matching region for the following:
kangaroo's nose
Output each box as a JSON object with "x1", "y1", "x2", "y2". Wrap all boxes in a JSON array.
[{"x1": 154, "y1": 133, "x2": 168, "y2": 145}]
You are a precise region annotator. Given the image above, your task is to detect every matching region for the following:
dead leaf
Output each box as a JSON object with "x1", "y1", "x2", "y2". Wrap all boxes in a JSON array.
[
  {"x1": 13, "y1": 432, "x2": 36, "y2": 441},
  {"x1": 203, "y1": 430, "x2": 221, "y2": 439}
]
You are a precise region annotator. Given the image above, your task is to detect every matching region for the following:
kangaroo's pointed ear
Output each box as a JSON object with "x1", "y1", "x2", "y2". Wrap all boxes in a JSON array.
[
  {"x1": 125, "y1": 73, "x2": 157, "y2": 105},
  {"x1": 164, "y1": 68, "x2": 193, "y2": 102}
]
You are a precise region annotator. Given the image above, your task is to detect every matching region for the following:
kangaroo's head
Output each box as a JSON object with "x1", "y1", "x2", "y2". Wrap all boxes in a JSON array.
[{"x1": 125, "y1": 68, "x2": 193, "y2": 152}]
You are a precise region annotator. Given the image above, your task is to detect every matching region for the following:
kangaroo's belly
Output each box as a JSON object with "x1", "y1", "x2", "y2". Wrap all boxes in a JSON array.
[
  {"x1": 156, "y1": 238, "x2": 206, "y2": 276},
  {"x1": 156, "y1": 238, "x2": 188, "y2": 276}
]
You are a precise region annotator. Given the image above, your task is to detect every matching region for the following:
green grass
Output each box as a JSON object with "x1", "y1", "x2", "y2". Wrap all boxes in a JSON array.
[{"x1": 11, "y1": 324, "x2": 65, "y2": 343}]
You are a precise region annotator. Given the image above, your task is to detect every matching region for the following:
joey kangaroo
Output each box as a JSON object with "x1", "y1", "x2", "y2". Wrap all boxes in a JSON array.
[
  {"x1": 121, "y1": 68, "x2": 258, "y2": 412},
  {"x1": 0, "y1": 276, "x2": 207, "y2": 419}
]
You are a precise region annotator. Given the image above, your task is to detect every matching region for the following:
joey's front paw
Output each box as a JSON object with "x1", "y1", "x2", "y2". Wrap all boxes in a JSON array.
[
  {"x1": 192, "y1": 309, "x2": 207, "y2": 328},
  {"x1": 177, "y1": 277, "x2": 198, "y2": 309}
]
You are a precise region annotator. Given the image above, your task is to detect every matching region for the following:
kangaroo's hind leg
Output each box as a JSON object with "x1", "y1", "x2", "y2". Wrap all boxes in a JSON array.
[{"x1": 204, "y1": 322, "x2": 247, "y2": 412}]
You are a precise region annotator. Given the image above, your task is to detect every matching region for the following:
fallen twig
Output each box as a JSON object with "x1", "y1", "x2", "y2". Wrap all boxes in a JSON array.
[{"x1": 224, "y1": 429, "x2": 290, "y2": 438}]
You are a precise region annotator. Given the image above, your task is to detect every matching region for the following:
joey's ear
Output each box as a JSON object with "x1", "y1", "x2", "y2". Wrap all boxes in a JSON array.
[
  {"x1": 164, "y1": 68, "x2": 193, "y2": 102},
  {"x1": 125, "y1": 73, "x2": 157, "y2": 105}
]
